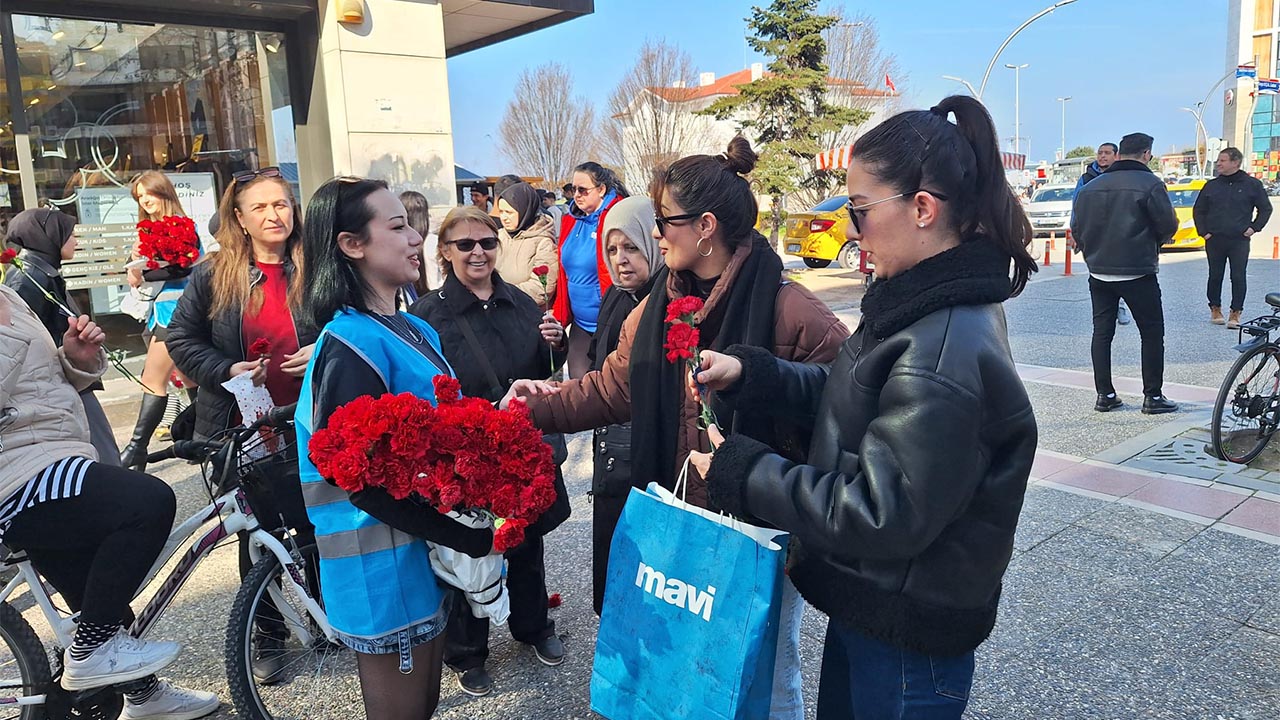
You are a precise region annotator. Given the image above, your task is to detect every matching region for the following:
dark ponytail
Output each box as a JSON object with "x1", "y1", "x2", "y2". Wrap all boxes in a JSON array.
[
  {"x1": 651, "y1": 135, "x2": 760, "y2": 248},
  {"x1": 851, "y1": 95, "x2": 1037, "y2": 296},
  {"x1": 301, "y1": 177, "x2": 389, "y2": 330},
  {"x1": 573, "y1": 161, "x2": 630, "y2": 199}
]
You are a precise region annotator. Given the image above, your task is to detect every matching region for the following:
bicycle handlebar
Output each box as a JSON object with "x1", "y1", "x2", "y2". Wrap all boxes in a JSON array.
[{"x1": 144, "y1": 403, "x2": 298, "y2": 466}]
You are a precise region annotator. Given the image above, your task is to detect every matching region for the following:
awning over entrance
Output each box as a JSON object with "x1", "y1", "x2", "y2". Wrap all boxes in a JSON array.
[{"x1": 443, "y1": 0, "x2": 592, "y2": 56}]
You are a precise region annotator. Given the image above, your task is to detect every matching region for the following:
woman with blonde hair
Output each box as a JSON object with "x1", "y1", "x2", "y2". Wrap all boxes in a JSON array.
[
  {"x1": 166, "y1": 167, "x2": 317, "y2": 682},
  {"x1": 118, "y1": 170, "x2": 198, "y2": 470}
]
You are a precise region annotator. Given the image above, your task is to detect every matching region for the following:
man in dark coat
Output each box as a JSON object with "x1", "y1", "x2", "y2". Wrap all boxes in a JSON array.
[
  {"x1": 1071, "y1": 132, "x2": 1179, "y2": 415},
  {"x1": 1193, "y1": 147, "x2": 1273, "y2": 328}
]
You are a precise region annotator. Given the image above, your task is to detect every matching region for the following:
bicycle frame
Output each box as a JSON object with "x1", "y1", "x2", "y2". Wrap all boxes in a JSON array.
[{"x1": 0, "y1": 482, "x2": 333, "y2": 707}]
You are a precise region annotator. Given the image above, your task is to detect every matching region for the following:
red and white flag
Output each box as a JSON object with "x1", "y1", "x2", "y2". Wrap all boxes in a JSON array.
[{"x1": 885, "y1": 74, "x2": 897, "y2": 93}]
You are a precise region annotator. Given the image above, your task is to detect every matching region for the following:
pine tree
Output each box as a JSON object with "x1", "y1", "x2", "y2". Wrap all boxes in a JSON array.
[{"x1": 701, "y1": 0, "x2": 870, "y2": 246}]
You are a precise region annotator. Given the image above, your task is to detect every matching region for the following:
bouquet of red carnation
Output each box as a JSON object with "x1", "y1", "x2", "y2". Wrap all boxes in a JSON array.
[
  {"x1": 665, "y1": 296, "x2": 718, "y2": 432},
  {"x1": 307, "y1": 375, "x2": 557, "y2": 623},
  {"x1": 136, "y1": 216, "x2": 200, "y2": 271}
]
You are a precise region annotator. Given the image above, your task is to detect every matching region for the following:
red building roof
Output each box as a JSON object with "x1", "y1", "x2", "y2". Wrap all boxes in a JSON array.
[{"x1": 648, "y1": 68, "x2": 897, "y2": 103}]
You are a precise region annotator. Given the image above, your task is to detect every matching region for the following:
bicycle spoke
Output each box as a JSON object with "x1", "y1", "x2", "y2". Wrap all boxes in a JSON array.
[{"x1": 1215, "y1": 347, "x2": 1280, "y2": 463}]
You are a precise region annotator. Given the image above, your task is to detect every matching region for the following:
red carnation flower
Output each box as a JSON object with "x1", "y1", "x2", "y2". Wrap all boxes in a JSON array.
[
  {"x1": 532, "y1": 265, "x2": 550, "y2": 277},
  {"x1": 249, "y1": 337, "x2": 272, "y2": 358},
  {"x1": 547, "y1": 593, "x2": 562, "y2": 609},
  {"x1": 664, "y1": 323, "x2": 699, "y2": 363},
  {"x1": 0, "y1": 248, "x2": 16, "y2": 265},
  {"x1": 665, "y1": 296, "x2": 704, "y2": 323}
]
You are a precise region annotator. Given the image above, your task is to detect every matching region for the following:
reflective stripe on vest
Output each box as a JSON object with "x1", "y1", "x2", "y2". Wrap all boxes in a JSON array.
[{"x1": 314, "y1": 522, "x2": 418, "y2": 560}]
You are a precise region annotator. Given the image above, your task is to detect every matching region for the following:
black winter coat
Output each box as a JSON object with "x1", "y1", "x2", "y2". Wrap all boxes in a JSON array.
[
  {"x1": 705, "y1": 239, "x2": 1038, "y2": 657},
  {"x1": 1193, "y1": 170, "x2": 1273, "y2": 240},
  {"x1": 1071, "y1": 159, "x2": 1178, "y2": 275},
  {"x1": 410, "y1": 271, "x2": 570, "y2": 536},
  {"x1": 3, "y1": 252, "x2": 104, "y2": 393},
  {"x1": 586, "y1": 283, "x2": 649, "y2": 499},
  {"x1": 166, "y1": 261, "x2": 317, "y2": 440}
]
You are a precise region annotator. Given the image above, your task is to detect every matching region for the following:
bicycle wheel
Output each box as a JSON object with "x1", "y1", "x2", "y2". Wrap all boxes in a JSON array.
[
  {"x1": 225, "y1": 544, "x2": 360, "y2": 720},
  {"x1": 1212, "y1": 344, "x2": 1280, "y2": 464},
  {"x1": 0, "y1": 602, "x2": 48, "y2": 720}
]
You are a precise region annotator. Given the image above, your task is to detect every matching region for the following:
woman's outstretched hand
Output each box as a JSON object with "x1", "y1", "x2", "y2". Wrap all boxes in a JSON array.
[
  {"x1": 688, "y1": 424, "x2": 726, "y2": 480},
  {"x1": 687, "y1": 350, "x2": 743, "y2": 404},
  {"x1": 500, "y1": 379, "x2": 559, "y2": 410}
]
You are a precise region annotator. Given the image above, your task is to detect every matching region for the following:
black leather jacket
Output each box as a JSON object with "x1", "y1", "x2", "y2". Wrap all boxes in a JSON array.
[
  {"x1": 706, "y1": 239, "x2": 1037, "y2": 656},
  {"x1": 1070, "y1": 159, "x2": 1178, "y2": 275},
  {"x1": 167, "y1": 261, "x2": 317, "y2": 440}
]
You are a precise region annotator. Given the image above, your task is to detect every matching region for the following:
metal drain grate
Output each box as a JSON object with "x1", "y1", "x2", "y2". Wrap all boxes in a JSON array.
[{"x1": 1120, "y1": 429, "x2": 1280, "y2": 494}]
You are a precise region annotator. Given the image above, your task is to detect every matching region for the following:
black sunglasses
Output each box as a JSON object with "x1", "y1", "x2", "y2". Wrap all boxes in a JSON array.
[
  {"x1": 446, "y1": 237, "x2": 499, "y2": 252},
  {"x1": 654, "y1": 212, "x2": 700, "y2": 235},
  {"x1": 845, "y1": 190, "x2": 949, "y2": 235},
  {"x1": 572, "y1": 183, "x2": 601, "y2": 197},
  {"x1": 233, "y1": 167, "x2": 283, "y2": 184}
]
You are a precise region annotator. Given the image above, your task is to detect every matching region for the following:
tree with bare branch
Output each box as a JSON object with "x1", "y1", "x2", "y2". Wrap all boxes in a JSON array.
[
  {"x1": 499, "y1": 63, "x2": 598, "y2": 188},
  {"x1": 604, "y1": 39, "x2": 715, "y2": 187},
  {"x1": 791, "y1": 7, "x2": 904, "y2": 207}
]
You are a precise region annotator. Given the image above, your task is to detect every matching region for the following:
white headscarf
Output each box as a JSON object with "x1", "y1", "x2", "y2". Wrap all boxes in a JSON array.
[{"x1": 600, "y1": 196, "x2": 664, "y2": 287}]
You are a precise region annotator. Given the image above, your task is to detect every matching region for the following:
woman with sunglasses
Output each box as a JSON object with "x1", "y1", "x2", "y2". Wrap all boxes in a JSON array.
[
  {"x1": 553, "y1": 162, "x2": 629, "y2": 378},
  {"x1": 689, "y1": 96, "x2": 1039, "y2": 718},
  {"x1": 166, "y1": 166, "x2": 318, "y2": 682},
  {"x1": 504, "y1": 136, "x2": 848, "y2": 720},
  {"x1": 408, "y1": 206, "x2": 570, "y2": 697}
]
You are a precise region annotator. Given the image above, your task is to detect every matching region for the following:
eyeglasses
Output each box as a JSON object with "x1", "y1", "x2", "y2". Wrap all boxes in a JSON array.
[
  {"x1": 845, "y1": 189, "x2": 949, "y2": 235},
  {"x1": 233, "y1": 167, "x2": 282, "y2": 184},
  {"x1": 572, "y1": 184, "x2": 601, "y2": 197},
  {"x1": 445, "y1": 237, "x2": 499, "y2": 252},
  {"x1": 654, "y1": 212, "x2": 700, "y2": 235}
]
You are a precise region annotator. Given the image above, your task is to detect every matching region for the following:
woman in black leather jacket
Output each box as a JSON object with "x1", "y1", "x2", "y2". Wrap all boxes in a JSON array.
[
  {"x1": 692, "y1": 96, "x2": 1039, "y2": 718},
  {"x1": 2, "y1": 208, "x2": 120, "y2": 464}
]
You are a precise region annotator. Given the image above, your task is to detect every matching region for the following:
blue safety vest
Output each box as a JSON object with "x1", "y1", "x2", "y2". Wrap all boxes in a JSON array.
[{"x1": 297, "y1": 308, "x2": 453, "y2": 639}]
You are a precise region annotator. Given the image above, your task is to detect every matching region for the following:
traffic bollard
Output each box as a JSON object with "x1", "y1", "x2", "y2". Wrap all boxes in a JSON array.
[
  {"x1": 1063, "y1": 242, "x2": 1072, "y2": 276},
  {"x1": 1043, "y1": 239, "x2": 1051, "y2": 267},
  {"x1": 1273, "y1": 236, "x2": 1279, "y2": 260}
]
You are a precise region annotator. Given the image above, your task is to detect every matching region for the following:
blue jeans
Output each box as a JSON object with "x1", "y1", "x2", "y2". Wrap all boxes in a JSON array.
[{"x1": 817, "y1": 620, "x2": 974, "y2": 719}]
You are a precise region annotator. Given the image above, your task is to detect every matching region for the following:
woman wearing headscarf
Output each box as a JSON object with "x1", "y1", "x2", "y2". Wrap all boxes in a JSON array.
[
  {"x1": 584, "y1": 195, "x2": 664, "y2": 616},
  {"x1": 2, "y1": 208, "x2": 120, "y2": 464},
  {"x1": 494, "y1": 182, "x2": 559, "y2": 310}
]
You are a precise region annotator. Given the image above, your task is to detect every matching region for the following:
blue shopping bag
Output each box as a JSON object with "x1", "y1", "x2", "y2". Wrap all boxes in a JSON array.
[{"x1": 591, "y1": 480, "x2": 788, "y2": 720}]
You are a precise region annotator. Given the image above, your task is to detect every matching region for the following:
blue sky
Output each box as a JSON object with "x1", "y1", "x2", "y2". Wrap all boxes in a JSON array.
[{"x1": 447, "y1": 0, "x2": 1229, "y2": 175}]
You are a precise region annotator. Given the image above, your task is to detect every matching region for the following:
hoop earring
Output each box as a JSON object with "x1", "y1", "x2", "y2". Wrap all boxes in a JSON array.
[{"x1": 697, "y1": 237, "x2": 713, "y2": 257}]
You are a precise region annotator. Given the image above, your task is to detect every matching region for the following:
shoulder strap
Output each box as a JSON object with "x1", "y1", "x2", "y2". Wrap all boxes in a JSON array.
[{"x1": 440, "y1": 300, "x2": 505, "y2": 400}]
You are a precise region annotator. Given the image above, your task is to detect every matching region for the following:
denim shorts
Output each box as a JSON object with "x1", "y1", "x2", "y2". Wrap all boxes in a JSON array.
[{"x1": 333, "y1": 605, "x2": 449, "y2": 674}]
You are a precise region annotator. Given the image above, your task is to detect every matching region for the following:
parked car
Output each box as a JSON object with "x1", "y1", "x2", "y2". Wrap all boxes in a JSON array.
[
  {"x1": 1164, "y1": 178, "x2": 1206, "y2": 250},
  {"x1": 1026, "y1": 184, "x2": 1075, "y2": 239},
  {"x1": 782, "y1": 196, "x2": 861, "y2": 269}
]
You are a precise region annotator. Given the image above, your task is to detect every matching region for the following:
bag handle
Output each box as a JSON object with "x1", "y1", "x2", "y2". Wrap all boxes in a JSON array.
[
  {"x1": 441, "y1": 297, "x2": 505, "y2": 401},
  {"x1": 674, "y1": 455, "x2": 744, "y2": 532}
]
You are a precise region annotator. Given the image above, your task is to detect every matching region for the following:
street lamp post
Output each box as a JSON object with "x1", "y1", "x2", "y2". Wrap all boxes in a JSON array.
[
  {"x1": 942, "y1": 75, "x2": 978, "y2": 96},
  {"x1": 1056, "y1": 96, "x2": 1072, "y2": 160},
  {"x1": 978, "y1": 0, "x2": 1079, "y2": 100},
  {"x1": 1181, "y1": 105, "x2": 1210, "y2": 176},
  {"x1": 1006, "y1": 63, "x2": 1029, "y2": 156}
]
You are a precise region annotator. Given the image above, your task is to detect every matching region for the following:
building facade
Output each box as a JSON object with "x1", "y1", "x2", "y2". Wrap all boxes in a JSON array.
[
  {"x1": 1226, "y1": 0, "x2": 1280, "y2": 178},
  {"x1": 1, "y1": 0, "x2": 590, "y2": 230}
]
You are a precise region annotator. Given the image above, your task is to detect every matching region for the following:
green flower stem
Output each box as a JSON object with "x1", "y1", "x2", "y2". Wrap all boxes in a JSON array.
[
  {"x1": 6, "y1": 256, "x2": 155, "y2": 394},
  {"x1": 686, "y1": 357, "x2": 720, "y2": 449}
]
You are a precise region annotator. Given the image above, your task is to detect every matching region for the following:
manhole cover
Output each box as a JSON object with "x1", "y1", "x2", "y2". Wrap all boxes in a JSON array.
[{"x1": 1120, "y1": 427, "x2": 1280, "y2": 494}]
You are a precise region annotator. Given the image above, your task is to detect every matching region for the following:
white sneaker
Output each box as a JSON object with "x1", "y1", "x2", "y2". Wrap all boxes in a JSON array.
[
  {"x1": 119, "y1": 681, "x2": 220, "y2": 720},
  {"x1": 61, "y1": 631, "x2": 181, "y2": 691}
]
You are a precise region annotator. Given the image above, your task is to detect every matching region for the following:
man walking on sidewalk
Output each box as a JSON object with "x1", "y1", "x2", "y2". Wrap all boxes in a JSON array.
[
  {"x1": 1073, "y1": 142, "x2": 1130, "y2": 325},
  {"x1": 1192, "y1": 147, "x2": 1272, "y2": 329},
  {"x1": 1071, "y1": 132, "x2": 1179, "y2": 415}
]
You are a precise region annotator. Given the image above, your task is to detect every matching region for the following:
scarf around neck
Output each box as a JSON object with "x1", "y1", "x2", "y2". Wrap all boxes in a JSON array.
[{"x1": 628, "y1": 231, "x2": 782, "y2": 491}]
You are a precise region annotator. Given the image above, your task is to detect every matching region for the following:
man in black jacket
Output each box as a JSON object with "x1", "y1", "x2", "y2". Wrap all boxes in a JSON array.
[
  {"x1": 1193, "y1": 147, "x2": 1273, "y2": 328},
  {"x1": 1072, "y1": 132, "x2": 1179, "y2": 414}
]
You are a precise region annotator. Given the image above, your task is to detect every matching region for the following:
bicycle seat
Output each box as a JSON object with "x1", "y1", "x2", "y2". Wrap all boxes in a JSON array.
[{"x1": 1267, "y1": 292, "x2": 1280, "y2": 309}]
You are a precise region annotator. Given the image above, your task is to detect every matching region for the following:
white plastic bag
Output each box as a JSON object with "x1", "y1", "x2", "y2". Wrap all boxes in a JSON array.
[{"x1": 428, "y1": 510, "x2": 510, "y2": 625}]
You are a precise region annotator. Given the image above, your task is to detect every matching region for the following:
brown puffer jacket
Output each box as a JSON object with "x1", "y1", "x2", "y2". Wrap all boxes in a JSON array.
[
  {"x1": 529, "y1": 241, "x2": 849, "y2": 507},
  {"x1": 495, "y1": 215, "x2": 560, "y2": 310}
]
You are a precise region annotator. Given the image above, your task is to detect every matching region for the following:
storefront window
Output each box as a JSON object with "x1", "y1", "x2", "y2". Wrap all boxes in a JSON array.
[
  {"x1": 13, "y1": 15, "x2": 297, "y2": 227},
  {"x1": 0, "y1": 38, "x2": 23, "y2": 231}
]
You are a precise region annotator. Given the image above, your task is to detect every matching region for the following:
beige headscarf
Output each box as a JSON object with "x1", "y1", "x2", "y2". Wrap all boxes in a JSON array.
[{"x1": 599, "y1": 196, "x2": 663, "y2": 286}]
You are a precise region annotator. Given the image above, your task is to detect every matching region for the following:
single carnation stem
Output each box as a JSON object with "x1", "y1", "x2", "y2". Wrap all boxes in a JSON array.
[
  {"x1": 687, "y1": 357, "x2": 719, "y2": 449},
  {"x1": 11, "y1": 258, "x2": 155, "y2": 394}
]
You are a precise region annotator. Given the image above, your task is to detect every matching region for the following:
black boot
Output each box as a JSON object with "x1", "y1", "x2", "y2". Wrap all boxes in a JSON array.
[{"x1": 119, "y1": 393, "x2": 169, "y2": 471}]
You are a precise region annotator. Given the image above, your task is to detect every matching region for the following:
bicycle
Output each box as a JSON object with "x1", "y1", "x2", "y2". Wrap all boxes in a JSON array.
[
  {"x1": 1211, "y1": 292, "x2": 1280, "y2": 464},
  {"x1": 0, "y1": 404, "x2": 359, "y2": 720}
]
